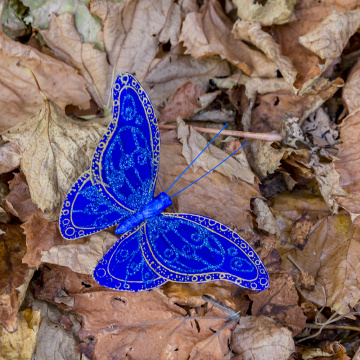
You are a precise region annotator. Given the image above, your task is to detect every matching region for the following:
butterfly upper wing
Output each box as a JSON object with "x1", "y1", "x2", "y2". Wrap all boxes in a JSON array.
[
  {"x1": 141, "y1": 213, "x2": 269, "y2": 291},
  {"x1": 93, "y1": 223, "x2": 167, "y2": 291},
  {"x1": 91, "y1": 73, "x2": 160, "y2": 212},
  {"x1": 59, "y1": 169, "x2": 132, "y2": 240}
]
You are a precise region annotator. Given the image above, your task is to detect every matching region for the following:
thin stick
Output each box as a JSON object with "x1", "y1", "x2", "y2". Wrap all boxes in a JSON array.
[
  {"x1": 158, "y1": 124, "x2": 282, "y2": 142},
  {"x1": 306, "y1": 324, "x2": 360, "y2": 332},
  {"x1": 16, "y1": 62, "x2": 47, "y2": 101}
]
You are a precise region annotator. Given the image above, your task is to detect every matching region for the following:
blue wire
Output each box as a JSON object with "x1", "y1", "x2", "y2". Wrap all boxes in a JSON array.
[
  {"x1": 165, "y1": 123, "x2": 228, "y2": 194},
  {"x1": 170, "y1": 142, "x2": 247, "y2": 199}
]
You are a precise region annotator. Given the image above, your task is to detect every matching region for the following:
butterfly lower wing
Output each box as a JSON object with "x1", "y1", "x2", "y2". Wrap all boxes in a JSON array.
[
  {"x1": 91, "y1": 73, "x2": 160, "y2": 212},
  {"x1": 94, "y1": 223, "x2": 167, "y2": 291},
  {"x1": 141, "y1": 214, "x2": 269, "y2": 291},
  {"x1": 59, "y1": 169, "x2": 132, "y2": 240}
]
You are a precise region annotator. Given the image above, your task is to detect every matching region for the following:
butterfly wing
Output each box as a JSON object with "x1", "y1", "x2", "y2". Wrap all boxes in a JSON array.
[
  {"x1": 94, "y1": 223, "x2": 167, "y2": 291},
  {"x1": 141, "y1": 213, "x2": 269, "y2": 291},
  {"x1": 59, "y1": 169, "x2": 133, "y2": 240},
  {"x1": 91, "y1": 73, "x2": 160, "y2": 212}
]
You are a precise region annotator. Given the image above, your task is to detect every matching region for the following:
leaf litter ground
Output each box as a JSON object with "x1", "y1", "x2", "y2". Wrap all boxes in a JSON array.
[{"x1": 2, "y1": 0, "x2": 360, "y2": 359}]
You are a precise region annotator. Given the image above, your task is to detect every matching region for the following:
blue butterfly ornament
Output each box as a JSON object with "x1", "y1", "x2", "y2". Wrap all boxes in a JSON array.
[{"x1": 58, "y1": 73, "x2": 269, "y2": 292}]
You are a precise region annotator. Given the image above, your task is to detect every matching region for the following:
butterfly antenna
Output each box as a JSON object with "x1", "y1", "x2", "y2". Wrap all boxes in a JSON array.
[
  {"x1": 170, "y1": 142, "x2": 247, "y2": 199},
  {"x1": 166, "y1": 123, "x2": 228, "y2": 194}
]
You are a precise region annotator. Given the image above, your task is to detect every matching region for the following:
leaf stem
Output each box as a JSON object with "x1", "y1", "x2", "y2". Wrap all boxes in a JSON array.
[
  {"x1": 158, "y1": 124, "x2": 282, "y2": 141},
  {"x1": 306, "y1": 323, "x2": 360, "y2": 332},
  {"x1": 16, "y1": 61, "x2": 48, "y2": 101}
]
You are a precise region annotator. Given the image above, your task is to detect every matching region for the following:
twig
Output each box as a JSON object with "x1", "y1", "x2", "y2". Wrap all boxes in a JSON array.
[
  {"x1": 306, "y1": 324, "x2": 360, "y2": 332},
  {"x1": 158, "y1": 124, "x2": 282, "y2": 142}
]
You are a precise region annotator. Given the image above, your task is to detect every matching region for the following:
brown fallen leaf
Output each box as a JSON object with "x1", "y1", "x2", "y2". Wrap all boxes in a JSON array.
[
  {"x1": 3, "y1": 99, "x2": 106, "y2": 221},
  {"x1": 0, "y1": 4, "x2": 90, "y2": 133},
  {"x1": 249, "y1": 272, "x2": 307, "y2": 335},
  {"x1": 40, "y1": 231, "x2": 117, "y2": 275},
  {"x1": 334, "y1": 109, "x2": 360, "y2": 226},
  {"x1": 41, "y1": 12, "x2": 109, "y2": 108},
  {"x1": 248, "y1": 78, "x2": 343, "y2": 133},
  {"x1": 232, "y1": 0, "x2": 296, "y2": 25},
  {"x1": 162, "y1": 281, "x2": 237, "y2": 308},
  {"x1": 31, "y1": 299, "x2": 82, "y2": 360},
  {"x1": 159, "y1": 82, "x2": 205, "y2": 124},
  {"x1": 343, "y1": 60, "x2": 360, "y2": 113},
  {"x1": 0, "y1": 142, "x2": 20, "y2": 175},
  {"x1": 299, "y1": 9, "x2": 360, "y2": 62},
  {"x1": 230, "y1": 315, "x2": 295, "y2": 360},
  {"x1": 177, "y1": 118, "x2": 256, "y2": 184},
  {"x1": 284, "y1": 213, "x2": 360, "y2": 314},
  {"x1": 36, "y1": 265, "x2": 235, "y2": 360},
  {"x1": 0, "y1": 308, "x2": 41, "y2": 360},
  {"x1": 159, "y1": 130, "x2": 260, "y2": 232},
  {"x1": 300, "y1": 341, "x2": 350, "y2": 360},
  {"x1": 273, "y1": 1, "x2": 355, "y2": 92},
  {"x1": 232, "y1": 20, "x2": 297, "y2": 90},
  {"x1": 291, "y1": 212, "x2": 315, "y2": 249},
  {"x1": 180, "y1": 1, "x2": 276, "y2": 77},
  {"x1": 252, "y1": 198, "x2": 280, "y2": 236},
  {"x1": 144, "y1": 43, "x2": 230, "y2": 111},
  {"x1": 0, "y1": 225, "x2": 31, "y2": 333},
  {"x1": 3, "y1": 173, "x2": 38, "y2": 222},
  {"x1": 269, "y1": 189, "x2": 331, "y2": 250}
]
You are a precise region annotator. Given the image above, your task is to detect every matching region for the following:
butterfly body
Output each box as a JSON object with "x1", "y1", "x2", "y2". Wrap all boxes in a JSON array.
[
  {"x1": 115, "y1": 192, "x2": 172, "y2": 234},
  {"x1": 59, "y1": 73, "x2": 270, "y2": 292}
]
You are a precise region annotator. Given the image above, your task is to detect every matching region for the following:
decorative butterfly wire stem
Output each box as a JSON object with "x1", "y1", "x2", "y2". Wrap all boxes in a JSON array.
[
  {"x1": 166, "y1": 123, "x2": 229, "y2": 195},
  {"x1": 170, "y1": 142, "x2": 247, "y2": 199}
]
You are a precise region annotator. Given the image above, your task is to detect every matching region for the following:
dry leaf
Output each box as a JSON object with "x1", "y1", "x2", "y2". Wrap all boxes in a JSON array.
[
  {"x1": 273, "y1": 1, "x2": 355, "y2": 92},
  {"x1": 0, "y1": 308, "x2": 41, "y2": 360},
  {"x1": 300, "y1": 342, "x2": 350, "y2": 360},
  {"x1": 144, "y1": 43, "x2": 230, "y2": 111},
  {"x1": 36, "y1": 265, "x2": 235, "y2": 360},
  {"x1": 299, "y1": 9, "x2": 360, "y2": 61},
  {"x1": 22, "y1": 212, "x2": 67, "y2": 269},
  {"x1": 41, "y1": 231, "x2": 117, "y2": 275},
  {"x1": 291, "y1": 212, "x2": 314, "y2": 249},
  {"x1": 230, "y1": 315, "x2": 295, "y2": 360},
  {"x1": 160, "y1": 130, "x2": 260, "y2": 231},
  {"x1": 0, "y1": 14, "x2": 90, "y2": 132},
  {"x1": 0, "y1": 142, "x2": 20, "y2": 174},
  {"x1": 0, "y1": 225, "x2": 31, "y2": 332},
  {"x1": 284, "y1": 213, "x2": 360, "y2": 314},
  {"x1": 177, "y1": 118, "x2": 256, "y2": 184},
  {"x1": 313, "y1": 162, "x2": 348, "y2": 213},
  {"x1": 159, "y1": 82, "x2": 205, "y2": 123},
  {"x1": 248, "y1": 78, "x2": 343, "y2": 133},
  {"x1": 343, "y1": 60, "x2": 360, "y2": 113},
  {"x1": 334, "y1": 109, "x2": 360, "y2": 226},
  {"x1": 252, "y1": 198, "x2": 280, "y2": 236},
  {"x1": 232, "y1": 20, "x2": 297, "y2": 90},
  {"x1": 180, "y1": 1, "x2": 276, "y2": 77},
  {"x1": 232, "y1": 0, "x2": 296, "y2": 25},
  {"x1": 3, "y1": 100, "x2": 106, "y2": 221},
  {"x1": 249, "y1": 272, "x2": 307, "y2": 335},
  {"x1": 270, "y1": 189, "x2": 331, "y2": 249},
  {"x1": 3, "y1": 173, "x2": 38, "y2": 222},
  {"x1": 41, "y1": 13, "x2": 109, "y2": 108},
  {"x1": 31, "y1": 299, "x2": 81, "y2": 360}
]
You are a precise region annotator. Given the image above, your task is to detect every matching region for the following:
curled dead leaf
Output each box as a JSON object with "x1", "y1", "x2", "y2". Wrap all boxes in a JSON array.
[
  {"x1": 299, "y1": 9, "x2": 360, "y2": 61},
  {"x1": 0, "y1": 308, "x2": 41, "y2": 360},
  {"x1": 180, "y1": 2, "x2": 276, "y2": 77},
  {"x1": 284, "y1": 213, "x2": 360, "y2": 314},
  {"x1": 249, "y1": 272, "x2": 307, "y2": 335},
  {"x1": 343, "y1": 60, "x2": 360, "y2": 113},
  {"x1": 232, "y1": 20, "x2": 297, "y2": 90},
  {"x1": 0, "y1": 23, "x2": 90, "y2": 133},
  {"x1": 334, "y1": 109, "x2": 360, "y2": 225},
  {"x1": 3, "y1": 100, "x2": 106, "y2": 221},
  {"x1": 230, "y1": 315, "x2": 295, "y2": 360},
  {"x1": 232, "y1": 0, "x2": 296, "y2": 25},
  {"x1": 0, "y1": 225, "x2": 31, "y2": 333}
]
